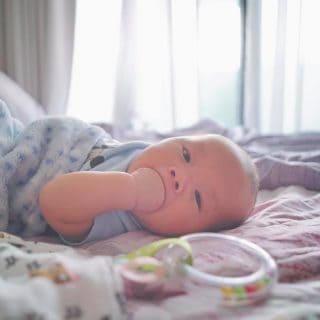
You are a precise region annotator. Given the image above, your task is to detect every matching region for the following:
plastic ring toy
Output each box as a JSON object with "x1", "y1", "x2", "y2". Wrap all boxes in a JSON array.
[{"x1": 179, "y1": 233, "x2": 278, "y2": 306}]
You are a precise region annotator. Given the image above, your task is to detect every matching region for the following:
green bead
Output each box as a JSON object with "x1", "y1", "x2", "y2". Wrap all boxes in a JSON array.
[{"x1": 234, "y1": 286, "x2": 246, "y2": 298}]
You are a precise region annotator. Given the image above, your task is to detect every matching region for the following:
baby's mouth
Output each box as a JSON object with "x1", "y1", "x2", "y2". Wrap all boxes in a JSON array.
[{"x1": 131, "y1": 167, "x2": 166, "y2": 214}]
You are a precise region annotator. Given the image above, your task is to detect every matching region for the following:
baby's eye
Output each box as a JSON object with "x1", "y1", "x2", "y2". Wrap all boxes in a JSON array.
[
  {"x1": 182, "y1": 147, "x2": 191, "y2": 162},
  {"x1": 195, "y1": 190, "x2": 202, "y2": 210}
]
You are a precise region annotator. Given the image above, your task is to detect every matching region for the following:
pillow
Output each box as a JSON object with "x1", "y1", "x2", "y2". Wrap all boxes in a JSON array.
[{"x1": 0, "y1": 71, "x2": 45, "y2": 124}]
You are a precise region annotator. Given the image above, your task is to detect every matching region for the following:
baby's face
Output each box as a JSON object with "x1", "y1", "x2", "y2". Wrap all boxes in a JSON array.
[{"x1": 128, "y1": 134, "x2": 254, "y2": 236}]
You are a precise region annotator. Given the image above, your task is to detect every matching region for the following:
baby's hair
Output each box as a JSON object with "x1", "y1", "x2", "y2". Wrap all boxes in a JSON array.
[
  {"x1": 211, "y1": 149, "x2": 259, "y2": 232},
  {"x1": 246, "y1": 152, "x2": 260, "y2": 204},
  {"x1": 237, "y1": 150, "x2": 259, "y2": 223}
]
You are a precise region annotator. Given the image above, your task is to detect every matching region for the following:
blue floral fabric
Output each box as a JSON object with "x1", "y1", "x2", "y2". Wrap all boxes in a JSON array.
[{"x1": 0, "y1": 100, "x2": 107, "y2": 236}]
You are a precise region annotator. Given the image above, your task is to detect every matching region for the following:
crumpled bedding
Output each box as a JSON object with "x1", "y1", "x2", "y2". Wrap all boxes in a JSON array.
[
  {"x1": 231, "y1": 188, "x2": 320, "y2": 283},
  {"x1": 241, "y1": 133, "x2": 320, "y2": 191},
  {"x1": 1, "y1": 113, "x2": 320, "y2": 319}
]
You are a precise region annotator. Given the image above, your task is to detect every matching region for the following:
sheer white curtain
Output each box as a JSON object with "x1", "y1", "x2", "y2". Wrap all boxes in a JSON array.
[
  {"x1": 67, "y1": 0, "x2": 242, "y2": 134},
  {"x1": 67, "y1": 0, "x2": 200, "y2": 132},
  {"x1": 245, "y1": 0, "x2": 320, "y2": 134},
  {"x1": 0, "y1": 0, "x2": 76, "y2": 114}
]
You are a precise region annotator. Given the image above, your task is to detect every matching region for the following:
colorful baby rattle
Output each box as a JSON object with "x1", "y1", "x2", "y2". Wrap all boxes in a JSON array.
[{"x1": 116, "y1": 233, "x2": 278, "y2": 306}]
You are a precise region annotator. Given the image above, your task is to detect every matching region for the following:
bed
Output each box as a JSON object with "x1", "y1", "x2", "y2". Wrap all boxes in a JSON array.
[{"x1": 0, "y1": 75, "x2": 320, "y2": 319}]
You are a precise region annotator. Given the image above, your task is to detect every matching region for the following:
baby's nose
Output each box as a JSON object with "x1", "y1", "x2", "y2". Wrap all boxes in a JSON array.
[{"x1": 169, "y1": 166, "x2": 188, "y2": 193}]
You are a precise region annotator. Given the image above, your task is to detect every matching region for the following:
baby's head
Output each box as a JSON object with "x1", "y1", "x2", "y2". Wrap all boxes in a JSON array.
[{"x1": 128, "y1": 134, "x2": 258, "y2": 236}]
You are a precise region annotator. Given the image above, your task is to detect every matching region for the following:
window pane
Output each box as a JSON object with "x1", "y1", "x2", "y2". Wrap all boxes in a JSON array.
[
  {"x1": 300, "y1": 0, "x2": 320, "y2": 131},
  {"x1": 135, "y1": 0, "x2": 243, "y2": 131},
  {"x1": 198, "y1": 0, "x2": 243, "y2": 127}
]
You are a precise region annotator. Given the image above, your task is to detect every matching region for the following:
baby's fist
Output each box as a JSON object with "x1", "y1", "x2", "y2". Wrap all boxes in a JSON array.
[{"x1": 131, "y1": 168, "x2": 165, "y2": 213}]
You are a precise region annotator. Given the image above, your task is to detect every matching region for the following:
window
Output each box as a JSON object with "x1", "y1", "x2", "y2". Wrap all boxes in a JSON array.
[{"x1": 67, "y1": 0, "x2": 244, "y2": 132}]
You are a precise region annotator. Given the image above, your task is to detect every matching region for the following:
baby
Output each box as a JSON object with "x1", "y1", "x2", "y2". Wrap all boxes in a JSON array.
[
  {"x1": 0, "y1": 100, "x2": 258, "y2": 244},
  {"x1": 40, "y1": 135, "x2": 258, "y2": 243}
]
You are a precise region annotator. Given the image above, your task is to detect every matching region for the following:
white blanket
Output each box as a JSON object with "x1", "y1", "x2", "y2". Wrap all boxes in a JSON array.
[{"x1": 0, "y1": 232, "x2": 127, "y2": 320}]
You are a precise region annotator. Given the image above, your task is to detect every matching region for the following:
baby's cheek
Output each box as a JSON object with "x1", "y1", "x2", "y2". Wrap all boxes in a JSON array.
[{"x1": 171, "y1": 202, "x2": 199, "y2": 231}]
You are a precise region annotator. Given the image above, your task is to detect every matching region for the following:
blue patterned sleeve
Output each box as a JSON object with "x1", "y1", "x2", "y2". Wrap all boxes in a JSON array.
[{"x1": 0, "y1": 99, "x2": 24, "y2": 156}]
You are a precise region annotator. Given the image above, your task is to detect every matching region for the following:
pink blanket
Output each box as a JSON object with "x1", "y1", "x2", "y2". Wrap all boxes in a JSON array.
[{"x1": 78, "y1": 186, "x2": 320, "y2": 319}]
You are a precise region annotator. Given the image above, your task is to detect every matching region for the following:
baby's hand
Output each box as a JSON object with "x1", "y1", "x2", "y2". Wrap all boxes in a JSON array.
[{"x1": 131, "y1": 168, "x2": 165, "y2": 213}]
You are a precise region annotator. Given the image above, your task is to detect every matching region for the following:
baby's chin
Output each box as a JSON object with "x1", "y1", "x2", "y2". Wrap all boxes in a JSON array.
[{"x1": 136, "y1": 216, "x2": 206, "y2": 237}]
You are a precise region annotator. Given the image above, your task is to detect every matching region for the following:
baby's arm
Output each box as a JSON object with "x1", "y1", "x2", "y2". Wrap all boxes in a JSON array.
[{"x1": 39, "y1": 169, "x2": 164, "y2": 241}]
